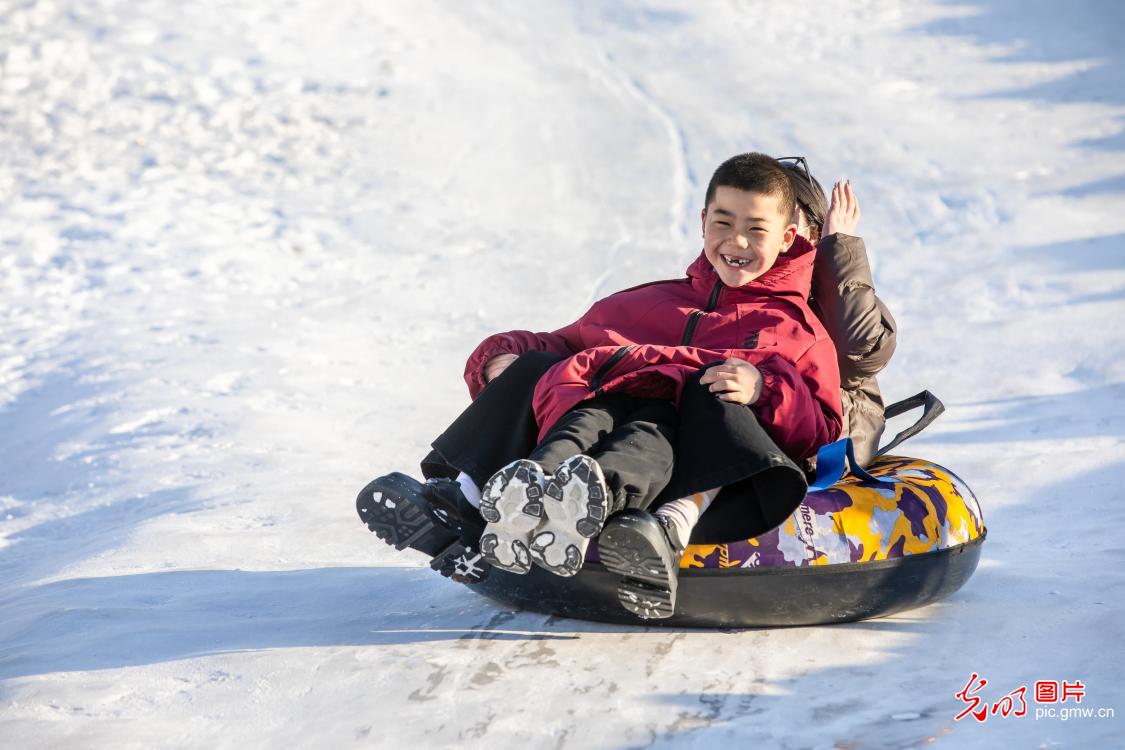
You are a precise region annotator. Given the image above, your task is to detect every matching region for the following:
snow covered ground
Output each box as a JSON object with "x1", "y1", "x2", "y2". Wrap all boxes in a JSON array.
[{"x1": 2, "y1": 0, "x2": 1123, "y2": 746}]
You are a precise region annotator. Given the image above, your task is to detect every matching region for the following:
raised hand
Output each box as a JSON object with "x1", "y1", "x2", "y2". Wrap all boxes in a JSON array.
[{"x1": 823, "y1": 179, "x2": 861, "y2": 237}]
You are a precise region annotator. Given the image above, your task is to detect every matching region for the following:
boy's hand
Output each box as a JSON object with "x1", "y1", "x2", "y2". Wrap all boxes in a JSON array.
[
  {"x1": 699, "y1": 357, "x2": 763, "y2": 404},
  {"x1": 483, "y1": 353, "x2": 518, "y2": 382},
  {"x1": 823, "y1": 179, "x2": 861, "y2": 237}
]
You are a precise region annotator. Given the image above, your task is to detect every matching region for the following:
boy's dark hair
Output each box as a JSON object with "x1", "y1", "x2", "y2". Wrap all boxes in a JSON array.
[
  {"x1": 704, "y1": 153, "x2": 796, "y2": 220},
  {"x1": 781, "y1": 163, "x2": 828, "y2": 230}
]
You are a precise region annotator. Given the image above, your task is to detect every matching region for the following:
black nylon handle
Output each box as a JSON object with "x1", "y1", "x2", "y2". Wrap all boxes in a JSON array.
[{"x1": 875, "y1": 390, "x2": 945, "y2": 457}]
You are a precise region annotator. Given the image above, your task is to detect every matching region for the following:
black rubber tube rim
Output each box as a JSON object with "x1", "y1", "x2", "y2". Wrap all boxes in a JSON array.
[{"x1": 469, "y1": 532, "x2": 987, "y2": 628}]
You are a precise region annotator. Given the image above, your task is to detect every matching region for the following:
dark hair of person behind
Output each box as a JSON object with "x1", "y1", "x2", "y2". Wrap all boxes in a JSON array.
[
  {"x1": 704, "y1": 153, "x2": 796, "y2": 219},
  {"x1": 781, "y1": 163, "x2": 828, "y2": 230}
]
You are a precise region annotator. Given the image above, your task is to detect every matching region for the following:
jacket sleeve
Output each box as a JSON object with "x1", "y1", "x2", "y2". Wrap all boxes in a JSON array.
[
  {"x1": 463, "y1": 318, "x2": 586, "y2": 399},
  {"x1": 811, "y1": 234, "x2": 898, "y2": 389},
  {"x1": 751, "y1": 337, "x2": 844, "y2": 460}
]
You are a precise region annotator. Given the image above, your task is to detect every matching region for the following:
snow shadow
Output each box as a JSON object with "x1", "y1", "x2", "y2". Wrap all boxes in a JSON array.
[
  {"x1": 1012, "y1": 231, "x2": 1125, "y2": 307},
  {"x1": 0, "y1": 487, "x2": 199, "y2": 584},
  {"x1": 0, "y1": 566, "x2": 635, "y2": 683},
  {"x1": 1060, "y1": 173, "x2": 1125, "y2": 199},
  {"x1": 641, "y1": 459, "x2": 1125, "y2": 748},
  {"x1": 936, "y1": 382, "x2": 1125, "y2": 444},
  {"x1": 0, "y1": 559, "x2": 947, "y2": 688},
  {"x1": 913, "y1": 0, "x2": 1125, "y2": 198},
  {"x1": 590, "y1": 5, "x2": 691, "y2": 31},
  {"x1": 1020, "y1": 232, "x2": 1125, "y2": 274},
  {"x1": 0, "y1": 367, "x2": 208, "y2": 586},
  {"x1": 913, "y1": 0, "x2": 1125, "y2": 110},
  {"x1": 0, "y1": 367, "x2": 109, "y2": 502}
]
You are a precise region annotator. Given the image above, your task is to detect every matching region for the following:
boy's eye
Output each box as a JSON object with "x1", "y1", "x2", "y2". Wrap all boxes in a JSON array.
[{"x1": 715, "y1": 221, "x2": 730, "y2": 227}]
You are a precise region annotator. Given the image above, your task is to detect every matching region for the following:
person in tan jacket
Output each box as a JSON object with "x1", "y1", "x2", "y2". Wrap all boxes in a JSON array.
[{"x1": 780, "y1": 158, "x2": 897, "y2": 467}]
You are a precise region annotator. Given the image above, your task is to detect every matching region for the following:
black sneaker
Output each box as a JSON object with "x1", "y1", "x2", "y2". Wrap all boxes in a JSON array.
[
  {"x1": 597, "y1": 509, "x2": 684, "y2": 620},
  {"x1": 431, "y1": 541, "x2": 491, "y2": 584},
  {"x1": 356, "y1": 473, "x2": 491, "y2": 584},
  {"x1": 421, "y1": 475, "x2": 486, "y2": 541},
  {"x1": 418, "y1": 476, "x2": 490, "y2": 585}
]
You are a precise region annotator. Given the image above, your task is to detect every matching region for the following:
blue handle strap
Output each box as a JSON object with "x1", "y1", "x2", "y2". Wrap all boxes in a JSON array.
[{"x1": 807, "y1": 438, "x2": 892, "y2": 492}]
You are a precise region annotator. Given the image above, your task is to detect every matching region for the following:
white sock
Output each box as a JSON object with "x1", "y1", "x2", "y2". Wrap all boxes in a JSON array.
[
  {"x1": 456, "y1": 472, "x2": 482, "y2": 508},
  {"x1": 654, "y1": 488, "x2": 719, "y2": 550}
]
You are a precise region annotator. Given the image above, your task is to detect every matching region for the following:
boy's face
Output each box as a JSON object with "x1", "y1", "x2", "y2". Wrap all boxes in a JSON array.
[{"x1": 701, "y1": 186, "x2": 797, "y2": 287}]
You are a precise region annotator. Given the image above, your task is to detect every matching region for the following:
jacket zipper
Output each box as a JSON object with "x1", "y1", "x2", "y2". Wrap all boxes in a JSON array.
[
  {"x1": 590, "y1": 345, "x2": 638, "y2": 392},
  {"x1": 680, "y1": 282, "x2": 723, "y2": 345}
]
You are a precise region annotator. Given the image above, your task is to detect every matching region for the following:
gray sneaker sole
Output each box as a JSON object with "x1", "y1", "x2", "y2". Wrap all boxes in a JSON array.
[
  {"x1": 478, "y1": 459, "x2": 545, "y2": 575},
  {"x1": 531, "y1": 455, "x2": 608, "y2": 577}
]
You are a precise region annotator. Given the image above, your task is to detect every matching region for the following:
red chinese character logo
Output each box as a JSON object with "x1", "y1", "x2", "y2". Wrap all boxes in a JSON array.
[
  {"x1": 1061, "y1": 680, "x2": 1085, "y2": 704},
  {"x1": 955, "y1": 673, "x2": 989, "y2": 722},
  {"x1": 991, "y1": 686, "x2": 1028, "y2": 717},
  {"x1": 1035, "y1": 680, "x2": 1059, "y2": 703}
]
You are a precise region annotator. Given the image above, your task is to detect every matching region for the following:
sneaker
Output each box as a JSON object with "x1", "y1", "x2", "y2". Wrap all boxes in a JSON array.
[
  {"x1": 597, "y1": 509, "x2": 683, "y2": 619},
  {"x1": 419, "y1": 475, "x2": 486, "y2": 541},
  {"x1": 417, "y1": 476, "x2": 491, "y2": 585},
  {"x1": 478, "y1": 459, "x2": 548, "y2": 574},
  {"x1": 433, "y1": 542, "x2": 492, "y2": 584},
  {"x1": 356, "y1": 473, "x2": 491, "y2": 584},
  {"x1": 530, "y1": 454, "x2": 609, "y2": 577}
]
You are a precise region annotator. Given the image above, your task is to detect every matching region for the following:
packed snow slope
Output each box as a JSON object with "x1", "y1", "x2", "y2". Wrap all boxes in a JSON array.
[{"x1": 2, "y1": 0, "x2": 1124, "y2": 747}]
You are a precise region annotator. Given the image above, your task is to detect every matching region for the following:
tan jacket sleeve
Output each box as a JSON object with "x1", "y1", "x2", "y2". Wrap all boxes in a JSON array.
[{"x1": 810, "y1": 234, "x2": 898, "y2": 390}]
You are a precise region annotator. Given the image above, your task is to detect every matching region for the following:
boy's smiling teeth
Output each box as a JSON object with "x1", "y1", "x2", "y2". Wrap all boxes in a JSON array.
[{"x1": 721, "y1": 254, "x2": 751, "y2": 268}]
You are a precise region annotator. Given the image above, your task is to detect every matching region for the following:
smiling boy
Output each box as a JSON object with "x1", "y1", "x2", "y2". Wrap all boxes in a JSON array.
[
  {"x1": 706, "y1": 184, "x2": 796, "y2": 284},
  {"x1": 508, "y1": 154, "x2": 841, "y2": 462},
  {"x1": 359, "y1": 153, "x2": 842, "y2": 617}
]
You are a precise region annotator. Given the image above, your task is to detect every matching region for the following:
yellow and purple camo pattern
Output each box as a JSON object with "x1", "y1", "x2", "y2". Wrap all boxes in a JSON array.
[{"x1": 682, "y1": 456, "x2": 985, "y2": 569}]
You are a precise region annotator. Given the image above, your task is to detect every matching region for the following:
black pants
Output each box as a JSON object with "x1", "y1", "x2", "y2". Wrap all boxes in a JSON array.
[
  {"x1": 657, "y1": 366, "x2": 807, "y2": 544},
  {"x1": 423, "y1": 351, "x2": 805, "y2": 543},
  {"x1": 528, "y1": 393, "x2": 676, "y2": 513},
  {"x1": 424, "y1": 351, "x2": 675, "y2": 513},
  {"x1": 423, "y1": 350, "x2": 565, "y2": 486}
]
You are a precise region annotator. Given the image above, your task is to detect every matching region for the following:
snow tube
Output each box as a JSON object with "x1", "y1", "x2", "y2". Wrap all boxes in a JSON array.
[{"x1": 471, "y1": 453, "x2": 986, "y2": 627}]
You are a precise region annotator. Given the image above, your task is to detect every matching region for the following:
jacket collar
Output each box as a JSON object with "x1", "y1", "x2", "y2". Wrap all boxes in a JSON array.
[{"x1": 686, "y1": 234, "x2": 816, "y2": 299}]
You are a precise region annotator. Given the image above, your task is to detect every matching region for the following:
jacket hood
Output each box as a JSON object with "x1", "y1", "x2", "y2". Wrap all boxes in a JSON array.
[{"x1": 686, "y1": 234, "x2": 817, "y2": 297}]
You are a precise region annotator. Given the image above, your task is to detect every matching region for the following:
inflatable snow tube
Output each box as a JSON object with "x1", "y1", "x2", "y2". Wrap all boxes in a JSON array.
[{"x1": 471, "y1": 455, "x2": 986, "y2": 627}]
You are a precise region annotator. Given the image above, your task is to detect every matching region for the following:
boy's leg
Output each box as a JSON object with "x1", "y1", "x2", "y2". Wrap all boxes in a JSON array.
[
  {"x1": 600, "y1": 487, "x2": 720, "y2": 618},
  {"x1": 480, "y1": 394, "x2": 627, "y2": 575},
  {"x1": 358, "y1": 350, "x2": 563, "y2": 583},
  {"x1": 425, "y1": 350, "x2": 566, "y2": 487},
  {"x1": 526, "y1": 394, "x2": 628, "y2": 473},
  {"x1": 585, "y1": 399, "x2": 677, "y2": 512},
  {"x1": 530, "y1": 397, "x2": 677, "y2": 577},
  {"x1": 586, "y1": 399, "x2": 691, "y2": 619},
  {"x1": 598, "y1": 363, "x2": 811, "y2": 618},
  {"x1": 652, "y1": 489, "x2": 720, "y2": 549},
  {"x1": 658, "y1": 363, "x2": 807, "y2": 543},
  {"x1": 356, "y1": 472, "x2": 491, "y2": 583}
]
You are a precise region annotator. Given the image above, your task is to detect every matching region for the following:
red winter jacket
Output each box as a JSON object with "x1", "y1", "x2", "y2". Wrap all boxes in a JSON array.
[{"x1": 464, "y1": 236, "x2": 843, "y2": 460}]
